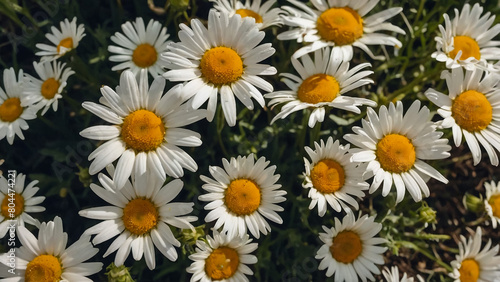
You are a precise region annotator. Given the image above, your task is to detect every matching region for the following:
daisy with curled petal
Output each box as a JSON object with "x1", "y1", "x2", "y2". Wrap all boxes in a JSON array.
[
  {"x1": 315, "y1": 211, "x2": 387, "y2": 281},
  {"x1": 35, "y1": 17, "x2": 86, "y2": 61},
  {"x1": 265, "y1": 47, "x2": 376, "y2": 128},
  {"x1": 277, "y1": 0, "x2": 405, "y2": 59},
  {"x1": 79, "y1": 165, "x2": 197, "y2": 270},
  {"x1": 199, "y1": 154, "x2": 286, "y2": 239},
  {"x1": 210, "y1": 0, "x2": 284, "y2": 30},
  {"x1": 79, "y1": 69, "x2": 206, "y2": 190},
  {"x1": 381, "y1": 266, "x2": 424, "y2": 282},
  {"x1": 484, "y1": 180, "x2": 500, "y2": 229},
  {"x1": 303, "y1": 137, "x2": 368, "y2": 217},
  {"x1": 449, "y1": 227, "x2": 500, "y2": 281},
  {"x1": 343, "y1": 100, "x2": 451, "y2": 204},
  {"x1": 108, "y1": 17, "x2": 170, "y2": 77},
  {"x1": 187, "y1": 230, "x2": 258, "y2": 282},
  {"x1": 425, "y1": 67, "x2": 500, "y2": 166},
  {"x1": 161, "y1": 9, "x2": 277, "y2": 127}
]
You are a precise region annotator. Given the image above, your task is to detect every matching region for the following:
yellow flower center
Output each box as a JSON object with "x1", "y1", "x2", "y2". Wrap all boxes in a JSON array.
[
  {"x1": 200, "y1": 47, "x2": 244, "y2": 85},
  {"x1": 376, "y1": 134, "x2": 416, "y2": 173},
  {"x1": 0, "y1": 97, "x2": 23, "y2": 122},
  {"x1": 297, "y1": 74, "x2": 340, "y2": 104},
  {"x1": 1, "y1": 192, "x2": 24, "y2": 218},
  {"x1": 449, "y1": 36, "x2": 481, "y2": 60},
  {"x1": 451, "y1": 90, "x2": 492, "y2": 133},
  {"x1": 488, "y1": 194, "x2": 500, "y2": 218},
  {"x1": 132, "y1": 43, "x2": 158, "y2": 68},
  {"x1": 41, "y1": 78, "x2": 60, "y2": 99},
  {"x1": 458, "y1": 258, "x2": 480, "y2": 282},
  {"x1": 310, "y1": 159, "x2": 345, "y2": 194},
  {"x1": 121, "y1": 109, "x2": 166, "y2": 152},
  {"x1": 205, "y1": 247, "x2": 240, "y2": 280},
  {"x1": 122, "y1": 198, "x2": 159, "y2": 235},
  {"x1": 57, "y1": 37, "x2": 73, "y2": 54},
  {"x1": 316, "y1": 7, "x2": 364, "y2": 46},
  {"x1": 25, "y1": 255, "x2": 62, "y2": 282},
  {"x1": 235, "y1": 9, "x2": 263, "y2": 23},
  {"x1": 329, "y1": 230, "x2": 362, "y2": 264},
  {"x1": 225, "y1": 179, "x2": 261, "y2": 216}
]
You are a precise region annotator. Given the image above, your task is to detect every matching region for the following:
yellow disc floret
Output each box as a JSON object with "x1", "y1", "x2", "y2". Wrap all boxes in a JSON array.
[
  {"x1": 132, "y1": 44, "x2": 158, "y2": 68},
  {"x1": 1, "y1": 192, "x2": 24, "y2": 218},
  {"x1": 458, "y1": 258, "x2": 480, "y2": 282},
  {"x1": 57, "y1": 37, "x2": 73, "y2": 54},
  {"x1": 122, "y1": 198, "x2": 159, "y2": 235},
  {"x1": 121, "y1": 109, "x2": 166, "y2": 152},
  {"x1": 376, "y1": 134, "x2": 416, "y2": 173},
  {"x1": 225, "y1": 179, "x2": 261, "y2": 216},
  {"x1": 489, "y1": 194, "x2": 500, "y2": 218},
  {"x1": 0, "y1": 97, "x2": 23, "y2": 122},
  {"x1": 450, "y1": 36, "x2": 481, "y2": 60},
  {"x1": 452, "y1": 90, "x2": 492, "y2": 132},
  {"x1": 235, "y1": 9, "x2": 263, "y2": 23},
  {"x1": 41, "y1": 78, "x2": 60, "y2": 99},
  {"x1": 310, "y1": 159, "x2": 345, "y2": 194},
  {"x1": 25, "y1": 255, "x2": 62, "y2": 282},
  {"x1": 316, "y1": 7, "x2": 364, "y2": 46},
  {"x1": 200, "y1": 47, "x2": 244, "y2": 85},
  {"x1": 205, "y1": 247, "x2": 240, "y2": 280},
  {"x1": 297, "y1": 74, "x2": 340, "y2": 104},
  {"x1": 329, "y1": 230, "x2": 363, "y2": 264}
]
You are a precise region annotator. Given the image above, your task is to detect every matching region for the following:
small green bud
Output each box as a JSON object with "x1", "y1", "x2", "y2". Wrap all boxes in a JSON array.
[
  {"x1": 170, "y1": 0, "x2": 190, "y2": 11},
  {"x1": 180, "y1": 225, "x2": 205, "y2": 254},
  {"x1": 105, "y1": 263, "x2": 134, "y2": 282},
  {"x1": 463, "y1": 193, "x2": 485, "y2": 214},
  {"x1": 76, "y1": 164, "x2": 92, "y2": 187},
  {"x1": 418, "y1": 202, "x2": 437, "y2": 225}
]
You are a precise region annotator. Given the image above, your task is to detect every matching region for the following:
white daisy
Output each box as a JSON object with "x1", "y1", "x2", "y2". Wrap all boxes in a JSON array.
[
  {"x1": 484, "y1": 180, "x2": 500, "y2": 229},
  {"x1": 343, "y1": 100, "x2": 451, "y2": 204},
  {"x1": 199, "y1": 154, "x2": 286, "y2": 239},
  {"x1": 303, "y1": 137, "x2": 368, "y2": 216},
  {"x1": 0, "y1": 216, "x2": 102, "y2": 281},
  {"x1": 79, "y1": 165, "x2": 197, "y2": 270},
  {"x1": 315, "y1": 211, "x2": 387, "y2": 280},
  {"x1": 161, "y1": 9, "x2": 277, "y2": 127},
  {"x1": 35, "y1": 17, "x2": 86, "y2": 61},
  {"x1": 108, "y1": 17, "x2": 170, "y2": 77},
  {"x1": 277, "y1": 0, "x2": 405, "y2": 59},
  {"x1": 79, "y1": 69, "x2": 206, "y2": 190},
  {"x1": 187, "y1": 230, "x2": 258, "y2": 281},
  {"x1": 449, "y1": 227, "x2": 500, "y2": 281},
  {"x1": 432, "y1": 3, "x2": 500, "y2": 71},
  {"x1": 265, "y1": 47, "x2": 376, "y2": 128},
  {"x1": 22, "y1": 60, "x2": 74, "y2": 115},
  {"x1": 210, "y1": 0, "x2": 284, "y2": 30},
  {"x1": 425, "y1": 67, "x2": 500, "y2": 166},
  {"x1": 0, "y1": 68, "x2": 37, "y2": 145},
  {"x1": 381, "y1": 266, "x2": 423, "y2": 282}
]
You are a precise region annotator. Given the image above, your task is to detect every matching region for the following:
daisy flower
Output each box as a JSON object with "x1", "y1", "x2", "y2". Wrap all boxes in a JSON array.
[
  {"x1": 199, "y1": 154, "x2": 286, "y2": 239},
  {"x1": 162, "y1": 10, "x2": 277, "y2": 127},
  {"x1": 79, "y1": 165, "x2": 197, "y2": 270},
  {"x1": 0, "y1": 68, "x2": 37, "y2": 145},
  {"x1": 303, "y1": 137, "x2": 368, "y2": 216},
  {"x1": 108, "y1": 18, "x2": 170, "y2": 77},
  {"x1": 210, "y1": 0, "x2": 284, "y2": 30},
  {"x1": 381, "y1": 266, "x2": 423, "y2": 282},
  {"x1": 449, "y1": 227, "x2": 500, "y2": 281},
  {"x1": 343, "y1": 100, "x2": 451, "y2": 203},
  {"x1": 432, "y1": 3, "x2": 500, "y2": 71},
  {"x1": 277, "y1": 0, "x2": 405, "y2": 59},
  {"x1": 22, "y1": 60, "x2": 74, "y2": 115},
  {"x1": 0, "y1": 216, "x2": 102, "y2": 281},
  {"x1": 0, "y1": 173, "x2": 45, "y2": 238},
  {"x1": 187, "y1": 230, "x2": 258, "y2": 281},
  {"x1": 315, "y1": 211, "x2": 386, "y2": 280},
  {"x1": 265, "y1": 47, "x2": 376, "y2": 128},
  {"x1": 484, "y1": 180, "x2": 500, "y2": 229},
  {"x1": 35, "y1": 17, "x2": 86, "y2": 61},
  {"x1": 80, "y1": 69, "x2": 206, "y2": 190},
  {"x1": 425, "y1": 67, "x2": 500, "y2": 166}
]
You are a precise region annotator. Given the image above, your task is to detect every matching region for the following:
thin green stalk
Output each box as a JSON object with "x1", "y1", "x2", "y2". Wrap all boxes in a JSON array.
[{"x1": 396, "y1": 240, "x2": 453, "y2": 272}]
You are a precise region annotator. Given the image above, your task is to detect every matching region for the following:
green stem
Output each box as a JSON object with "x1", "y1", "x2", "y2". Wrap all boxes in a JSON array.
[{"x1": 396, "y1": 240, "x2": 453, "y2": 272}]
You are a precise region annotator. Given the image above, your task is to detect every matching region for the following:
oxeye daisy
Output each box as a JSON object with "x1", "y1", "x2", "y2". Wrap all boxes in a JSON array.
[
  {"x1": 0, "y1": 68, "x2": 37, "y2": 145},
  {"x1": 343, "y1": 100, "x2": 451, "y2": 204},
  {"x1": 315, "y1": 211, "x2": 387, "y2": 280},
  {"x1": 80, "y1": 69, "x2": 206, "y2": 190},
  {"x1": 381, "y1": 266, "x2": 423, "y2": 282},
  {"x1": 108, "y1": 18, "x2": 170, "y2": 77},
  {"x1": 303, "y1": 137, "x2": 368, "y2": 217},
  {"x1": 35, "y1": 17, "x2": 86, "y2": 61},
  {"x1": 432, "y1": 3, "x2": 500, "y2": 71},
  {"x1": 187, "y1": 230, "x2": 258, "y2": 282},
  {"x1": 0, "y1": 173, "x2": 45, "y2": 238},
  {"x1": 425, "y1": 67, "x2": 500, "y2": 166},
  {"x1": 449, "y1": 227, "x2": 500, "y2": 281},
  {"x1": 265, "y1": 47, "x2": 376, "y2": 128},
  {"x1": 210, "y1": 0, "x2": 284, "y2": 30},
  {"x1": 278, "y1": 0, "x2": 405, "y2": 59},
  {"x1": 199, "y1": 154, "x2": 286, "y2": 239},
  {"x1": 484, "y1": 180, "x2": 500, "y2": 229},
  {"x1": 22, "y1": 60, "x2": 74, "y2": 115},
  {"x1": 79, "y1": 165, "x2": 197, "y2": 270},
  {"x1": 161, "y1": 10, "x2": 277, "y2": 127}
]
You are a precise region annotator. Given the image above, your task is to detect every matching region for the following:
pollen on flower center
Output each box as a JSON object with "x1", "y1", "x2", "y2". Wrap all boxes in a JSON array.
[
  {"x1": 132, "y1": 43, "x2": 158, "y2": 68},
  {"x1": 310, "y1": 159, "x2": 345, "y2": 194},
  {"x1": 25, "y1": 254, "x2": 62, "y2": 282},
  {"x1": 458, "y1": 258, "x2": 480, "y2": 282},
  {"x1": 452, "y1": 90, "x2": 492, "y2": 132},
  {"x1": 200, "y1": 46, "x2": 244, "y2": 85},
  {"x1": 297, "y1": 74, "x2": 340, "y2": 104},
  {"x1": 376, "y1": 134, "x2": 416, "y2": 173},
  {"x1": 122, "y1": 198, "x2": 159, "y2": 235},
  {"x1": 57, "y1": 37, "x2": 73, "y2": 54},
  {"x1": 205, "y1": 246, "x2": 240, "y2": 280},
  {"x1": 316, "y1": 7, "x2": 364, "y2": 46},
  {"x1": 0, "y1": 97, "x2": 23, "y2": 122},
  {"x1": 121, "y1": 109, "x2": 166, "y2": 152},
  {"x1": 488, "y1": 194, "x2": 500, "y2": 218},
  {"x1": 450, "y1": 36, "x2": 481, "y2": 60},
  {"x1": 41, "y1": 78, "x2": 60, "y2": 99},
  {"x1": 225, "y1": 179, "x2": 261, "y2": 216},
  {"x1": 235, "y1": 9, "x2": 263, "y2": 23},
  {"x1": 330, "y1": 230, "x2": 362, "y2": 264},
  {"x1": 1, "y1": 192, "x2": 24, "y2": 218}
]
